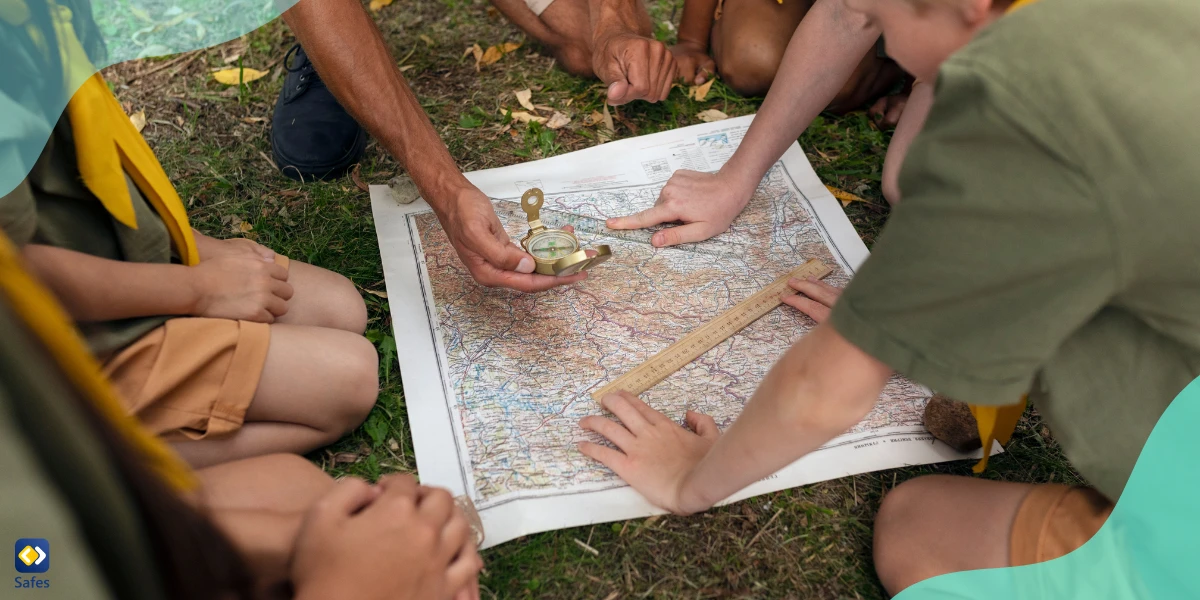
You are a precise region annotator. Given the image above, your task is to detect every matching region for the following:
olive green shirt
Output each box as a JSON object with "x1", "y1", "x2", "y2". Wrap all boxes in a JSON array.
[
  {"x1": 0, "y1": 300, "x2": 168, "y2": 600},
  {"x1": 829, "y1": 0, "x2": 1200, "y2": 499},
  {"x1": 0, "y1": 116, "x2": 172, "y2": 358}
]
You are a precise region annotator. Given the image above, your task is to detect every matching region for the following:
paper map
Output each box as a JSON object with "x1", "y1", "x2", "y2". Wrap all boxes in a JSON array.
[{"x1": 370, "y1": 116, "x2": 988, "y2": 548}]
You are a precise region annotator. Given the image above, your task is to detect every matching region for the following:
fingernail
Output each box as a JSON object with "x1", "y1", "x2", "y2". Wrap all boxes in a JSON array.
[{"x1": 517, "y1": 257, "x2": 535, "y2": 274}]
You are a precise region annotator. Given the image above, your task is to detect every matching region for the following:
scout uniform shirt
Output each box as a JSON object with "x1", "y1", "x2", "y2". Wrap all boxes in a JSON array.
[
  {"x1": 828, "y1": 0, "x2": 1200, "y2": 500},
  {"x1": 1, "y1": 116, "x2": 175, "y2": 359}
]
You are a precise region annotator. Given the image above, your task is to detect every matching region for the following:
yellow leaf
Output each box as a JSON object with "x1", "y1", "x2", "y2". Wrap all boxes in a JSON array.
[
  {"x1": 545, "y1": 112, "x2": 571, "y2": 130},
  {"x1": 420, "y1": 34, "x2": 434, "y2": 46},
  {"x1": 587, "y1": 110, "x2": 604, "y2": 126},
  {"x1": 688, "y1": 78, "x2": 715, "y2": 102},
  {"x1": 238, "y1": 221, "x2": 254, "y2": 233},
  {"x1": 212, "y1": 67, "x2": 268, "y2": 85},
  {"x1": 826, "y1": 185, "x2": 867, "y2": 207},
  {"x1": 514, "y1": 89, "x2": 535, "y2": 111},
  {"x1": 480, "y1": 45, "x2": 504, "y2": 66},
  {"x1": 601, "y1": 102, "x2": 615, "y2": 132},
  {"x1": 128, "y1": 109, "x2": 146, "y2": 133},
  {"x1": 501, "y1": 41, "x2": 522, "y2": 53},
  {"x1": 368, "y1": 0, "x2": 393, "y2": 11},
  {"x1": 696, "y1": 108, "x2": 728, "y2": 122}
]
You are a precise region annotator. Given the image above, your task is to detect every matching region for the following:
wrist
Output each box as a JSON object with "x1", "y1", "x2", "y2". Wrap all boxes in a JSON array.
[
  {"x1": 673, "y1": 469, "x2": 714, "y2": 516},
  {"x1": 716, "y1": 164, "x2": 760, "y2": 207},
  {"x1": 674, "y1": 37, "x2": 707, "y2": 51},
  {"x1": 179, "y1": 264, "x2": 208, "y2": 316}
]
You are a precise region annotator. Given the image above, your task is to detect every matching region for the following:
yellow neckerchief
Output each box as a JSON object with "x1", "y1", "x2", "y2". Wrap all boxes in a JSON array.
[
  {"x1": 964, "y1": 0, "x2": 1040, "y2": 473},
  {"x1": 2, "y1": 0, "x2": 199, "y2": 265},
  {"x1": 0, "y1": 233, "x2": 196, "y2": 491}
]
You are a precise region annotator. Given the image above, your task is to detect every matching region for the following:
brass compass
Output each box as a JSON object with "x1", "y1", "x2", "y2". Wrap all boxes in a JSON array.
[{"x1": 518, "y1": 188, "x2": 612, "y2": 276}]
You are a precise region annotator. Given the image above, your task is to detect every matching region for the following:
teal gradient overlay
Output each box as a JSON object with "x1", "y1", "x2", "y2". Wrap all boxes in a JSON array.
[
  {"x1": 0, "y1": 0, "x2": 298, "y2": 198},
  {"x1": 896, "y1": 376, "x2": 1200, "y2": 599}
]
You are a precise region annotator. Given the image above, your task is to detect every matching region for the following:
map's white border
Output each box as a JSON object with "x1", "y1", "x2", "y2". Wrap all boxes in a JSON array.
[{"x1": 370, "y1": 116, "x2": 995, "y2": 548}]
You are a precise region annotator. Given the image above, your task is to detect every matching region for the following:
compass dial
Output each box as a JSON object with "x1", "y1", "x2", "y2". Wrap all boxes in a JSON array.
[{"x1": 527, "y1": 230, "x2": 579, "y2": 261}]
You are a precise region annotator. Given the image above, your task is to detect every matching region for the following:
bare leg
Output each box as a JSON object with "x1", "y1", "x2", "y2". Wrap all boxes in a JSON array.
[
  {"x1": 879, "y1": 80, "x2": 935, "y2": 205},
  {"x1": 873, "y1": 475, "x2": 1035, "y2": 595},
  {"x1": 709, "y1": 0, "x2": 812, "y2": 96},
  {"x1": 488, "y1": 0, "x2": 652, "y2": 77},
  {"x1": 196, "y1": 454, "x2": 336, "y2": 588},
  {"x1": 274, "y1": 260, "x2": 368, "y2": 334},
  {"x1": 171, "y1": 324, "x2": 379, "y2": 468}
]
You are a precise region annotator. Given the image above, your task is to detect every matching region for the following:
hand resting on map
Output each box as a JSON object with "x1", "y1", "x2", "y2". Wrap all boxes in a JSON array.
[{"x1": 578, "y1": 276, "x2": 849, "y2": 514}]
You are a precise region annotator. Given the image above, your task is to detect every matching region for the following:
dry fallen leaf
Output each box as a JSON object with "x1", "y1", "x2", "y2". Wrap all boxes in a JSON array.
[
  {"x1": 545, "y1": 111, "x2": 571, "y2": 130},
  {"x1": 212, "y1": 67, "x2": 268, "y2": 85},
  {"x1": 368, "y1": 0, "x2": 393, "y2": 11},
  {"x1": 238, "y1": 220, "x2": 254, "y2": 233},
  {"x1": 332, "y1": 452, "x2": 362, "y2": 464},
  {"x1": 586, "y1": 110, "x2": 604, "y2": 126},
  {"x1": 242, "y1": 116, "x2": 267, "y2": 124},
  {"x1": 501, "y1": 41, "x2": 521, "y2": 53},
  {"x1": 688, "y1": 78, "x2": 715, "y2": 102},
  {"x1": 480, "y1": 45, "x2": 503, "y2": 67},
  {"x1": 601, "y1": 102, "x2": 615, "y2": 132},
  {"x1": 514, "y1": 88, "x2": 535, "y2": 111},
  {"x1": 350, "y1": 164, "x2": 369, "y2": 193},
  {"x1": 128, "y1": 109, "x2": 147, "y2": 133},
  {"x1": 399, "y1": 65, "x2": 415, "y2": 72},
  {"x1": 419, "y1": 34, "x2": 434, "y2": 46},
  {"x1": 826, "y1": 185, "x2": 868, "y2": 207},
  {"x1": 696, "y1": 108, "x2": 729, "y2": 122},
  {"x1": 365, "y1": 289, "x2": 388, "y2": 298},
  {"x1": 501, "y1": 109, "x2": 547, "y2": 124}
]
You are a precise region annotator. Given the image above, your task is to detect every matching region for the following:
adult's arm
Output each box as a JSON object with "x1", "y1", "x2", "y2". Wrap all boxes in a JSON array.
[{"x1": 282, "y1": 0, "x2": 581, "y2": 292}]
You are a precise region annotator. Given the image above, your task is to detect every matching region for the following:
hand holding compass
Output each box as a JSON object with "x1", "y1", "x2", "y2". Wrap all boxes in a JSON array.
[{"x1": 519, "y1": 188, "x2": 613, "y2": 276}]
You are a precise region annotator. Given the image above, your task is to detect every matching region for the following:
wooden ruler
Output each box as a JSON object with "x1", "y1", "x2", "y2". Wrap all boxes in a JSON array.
[{"x1": 591, "y1": 258, "x2": 833, "y2": 402}]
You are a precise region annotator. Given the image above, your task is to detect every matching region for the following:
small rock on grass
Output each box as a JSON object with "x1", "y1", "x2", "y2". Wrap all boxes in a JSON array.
[
  {"x1": 388, "y1": 175, "x2": 420, "y2": 205},
  {"x1": 924, "y1": 394, "x2": 982, "y2": 452}
]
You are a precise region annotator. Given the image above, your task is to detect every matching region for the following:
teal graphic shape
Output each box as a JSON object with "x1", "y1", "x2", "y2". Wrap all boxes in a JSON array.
[
  {"x1": 1, "y1": 0, "x2": 298, "y2": 198},
  {"x1": 896, "y1": 376, "x2": 1200, "y2": 599}
]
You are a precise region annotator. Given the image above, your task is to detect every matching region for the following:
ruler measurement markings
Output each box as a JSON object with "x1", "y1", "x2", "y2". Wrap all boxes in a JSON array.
[{"x1": 591, "y1": 259, "x2": 832, "y2": 402}]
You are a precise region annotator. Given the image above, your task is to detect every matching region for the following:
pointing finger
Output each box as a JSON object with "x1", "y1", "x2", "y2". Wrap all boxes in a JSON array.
[
  {"x1": 788, "y1": 277, "x2": 841, "y2": 307},
  {"x1": 607, "y1": 204, "x2": 675, "y2": 230}
]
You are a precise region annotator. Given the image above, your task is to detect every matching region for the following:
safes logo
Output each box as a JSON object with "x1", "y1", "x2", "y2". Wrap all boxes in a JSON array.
[
  {"x1": 14, "y1": 540, "x2": 48, "y2": 574},
  {"x1": 14, "y1": 539, "x2": 50, "y2": 591}
]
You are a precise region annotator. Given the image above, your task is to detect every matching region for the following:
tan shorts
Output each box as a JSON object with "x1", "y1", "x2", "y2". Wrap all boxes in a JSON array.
[
  {"x1": 527, "y1": 0, "x2": 555, "y2": 16},
  {"x1": 102, "y1": 254, "x2": 290, "y2": 440},
  {"x1": 1010, "y1": 484, "x2": 1114, "y2": 566}
]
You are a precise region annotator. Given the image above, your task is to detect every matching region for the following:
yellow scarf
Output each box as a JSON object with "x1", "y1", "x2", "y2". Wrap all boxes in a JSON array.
[
  {"x1": 3, "y1": 0, "x2": 198, "y2": 265},
  {"x1": 0, "y1": 233, "x2": 196, "y2": 491},
  {"x1": 963, "y1": 0, "x2": 1041, "y2": 473}
]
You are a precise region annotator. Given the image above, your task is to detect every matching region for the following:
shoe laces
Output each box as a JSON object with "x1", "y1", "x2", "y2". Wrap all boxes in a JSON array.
[{"x1": 283, "y1": 43, "x2": 320, "y2": 89}]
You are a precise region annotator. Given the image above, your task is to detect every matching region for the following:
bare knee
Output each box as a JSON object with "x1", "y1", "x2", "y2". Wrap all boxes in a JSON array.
[
  {"x1": 326, "y1": 272, "x2": 369, "y2": 335},
  {"x1": 874, "y1": 476, "x2": 942, "y2": 594},
  {"x1": 717, "y1": 41, "x2": 785, "y2": 97},
  {"x1": 320, "y1": 334, "x2": 379, "y2": 439}
]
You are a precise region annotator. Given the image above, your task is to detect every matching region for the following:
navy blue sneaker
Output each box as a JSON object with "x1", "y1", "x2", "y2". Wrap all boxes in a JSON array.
[{"x1": 271, "y1": 44, "x2": 367, "y2": 181}]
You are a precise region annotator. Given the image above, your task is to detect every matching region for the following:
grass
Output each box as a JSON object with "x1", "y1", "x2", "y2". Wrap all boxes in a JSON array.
[{"x1": 101, "y1": 0, "x2": 1079, "y2": 597}]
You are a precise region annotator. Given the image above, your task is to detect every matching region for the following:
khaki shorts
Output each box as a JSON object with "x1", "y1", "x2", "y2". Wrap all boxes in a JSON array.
[
  {"x1": 102, "y1": 254, "x2": 290, "y2": 440},
  {"x1": 1010, "y1": 484, "x2": 1114, "y2": 566}
]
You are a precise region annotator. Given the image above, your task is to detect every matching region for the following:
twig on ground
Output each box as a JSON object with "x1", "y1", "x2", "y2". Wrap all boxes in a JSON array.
[{"x1": 746, "y1": 508, "x2": 784, "y2": 550}]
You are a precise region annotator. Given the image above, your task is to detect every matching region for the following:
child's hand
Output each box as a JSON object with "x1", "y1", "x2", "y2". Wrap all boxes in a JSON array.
[
  {"x1": 189, "y1": 254, "x2": 294, "y2": 322},
  {"x1": 782, "y1": 277, "x2": 843, "y2": 323},
  {"x1": 578, "y1": 392, "x2": 720, "y2": 515},
  {"x1": 291, "y1": 477, "x2": 483, "y2": 600},
  {"x1": 607, "y1": 169, "x2": 750, "y2": 247},
  {"x1": 670, "y1": 41, "x2": 715, "y2": 85}
]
